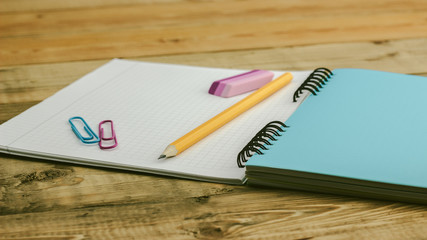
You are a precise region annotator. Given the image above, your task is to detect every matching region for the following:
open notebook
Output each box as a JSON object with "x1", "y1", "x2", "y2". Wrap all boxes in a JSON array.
[
  {"x1": 0, "y1": 59, "x2": 311, "y2": 184},
  {"x1": 243, "y1": 68, "x2": 427, "y2": 204}
]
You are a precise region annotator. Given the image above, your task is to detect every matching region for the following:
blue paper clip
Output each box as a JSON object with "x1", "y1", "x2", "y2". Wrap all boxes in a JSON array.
[{"x1": 69, "y1": 116, "x2": 100, "y2": 144}]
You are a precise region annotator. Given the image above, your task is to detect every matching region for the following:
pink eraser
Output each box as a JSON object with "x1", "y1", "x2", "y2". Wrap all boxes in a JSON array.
[
  {"x1": 208, "y1": 70, "x2": 274, "y2": 98},
  {"x1": 208, "y1": 70, "x2": 259, "y2": 95}
]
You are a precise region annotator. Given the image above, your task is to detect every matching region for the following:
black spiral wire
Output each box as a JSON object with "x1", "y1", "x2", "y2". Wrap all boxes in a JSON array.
[
  {"x1": 237, "y1": 68, "x2": 333, "y2": 168},
  {"x1": 293, "y1": 68, "x2": 333, "y2": 102},
  {"x1": 237, "y1": 121, "x2": 288, "y2": 168}
]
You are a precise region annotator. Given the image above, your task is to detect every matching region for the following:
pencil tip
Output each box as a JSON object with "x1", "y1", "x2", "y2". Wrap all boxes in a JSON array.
[{"x1": 158, "y1": 155, "x2": 166, "y2": 160}]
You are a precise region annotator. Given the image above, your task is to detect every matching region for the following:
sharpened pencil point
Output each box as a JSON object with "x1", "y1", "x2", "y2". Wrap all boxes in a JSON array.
[{"x1": 159, "y1": 145, "x2": 178, "y2": 159}]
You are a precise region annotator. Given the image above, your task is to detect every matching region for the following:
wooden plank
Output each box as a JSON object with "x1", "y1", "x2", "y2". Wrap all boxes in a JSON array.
[
  {"x1": 2, "y1": 0, "x2": 426, "y2": 38},
  {"x1": 0, "y1": 0, "x2": 184, "y2": 13},
  {"x1": 1, "y1": 0, "x2": 426, "y2": 66},
  {"x1": 0, "y1": 0, "x2": 425, "y2": 13}
]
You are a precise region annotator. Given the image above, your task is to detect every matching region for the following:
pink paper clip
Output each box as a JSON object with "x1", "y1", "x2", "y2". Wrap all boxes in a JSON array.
[{"x1": 98, "y1": 120, "x2": 118, "y2": 149}]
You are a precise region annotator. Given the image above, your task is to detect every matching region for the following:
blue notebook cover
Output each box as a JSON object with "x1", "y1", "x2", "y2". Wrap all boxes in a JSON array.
[{"x1": 246, "y1": 69, "x2": 427, "y2": 192}]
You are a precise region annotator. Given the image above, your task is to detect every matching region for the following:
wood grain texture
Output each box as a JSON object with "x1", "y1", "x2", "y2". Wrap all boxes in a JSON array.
[
  {"x1": 0, "y1": 0, "x2": 184, "y2": 13},
  {"x1": 1, "y1": 0, "x2": 427, "y2": 239},
  {"x1": 1, "y1": 155, "x2": 427, "y2": 239},
  {"x1": 1, "y1": 0, "x2": 426, "y2": 66}
]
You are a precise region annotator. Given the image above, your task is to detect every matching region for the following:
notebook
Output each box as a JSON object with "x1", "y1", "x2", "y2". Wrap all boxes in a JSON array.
[
  {"x1": 242, "y1": 68, "x2": 427, "y2": 204},
  {"x1": 0, "y1": 59, "x2": 311, "y2": 184}
]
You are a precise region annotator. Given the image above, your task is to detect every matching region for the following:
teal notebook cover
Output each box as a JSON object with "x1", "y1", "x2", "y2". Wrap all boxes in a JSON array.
[{"x1": 246, "y1": 69, "x2": 427, "y2": 189}]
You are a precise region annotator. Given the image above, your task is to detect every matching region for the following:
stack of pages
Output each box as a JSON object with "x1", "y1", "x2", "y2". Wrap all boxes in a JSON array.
[{"x1": 246, "y1": 69, "x2": 427, "y2": 204}]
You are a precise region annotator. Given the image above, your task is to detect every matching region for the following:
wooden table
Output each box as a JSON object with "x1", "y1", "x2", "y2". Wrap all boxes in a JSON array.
[{"x1": 1, "y1": 0, "x2": 427, "y2": 239}]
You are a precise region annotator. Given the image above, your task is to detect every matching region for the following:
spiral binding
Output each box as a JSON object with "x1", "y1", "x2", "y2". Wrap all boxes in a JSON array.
[
  {"x1": 237, "y1": 67, "x2": 333, "y2": 168},
  {"x1": 293, "y1": 67, "x2": 333, "y2": 102},
  {"x1": 237, "y1": 121, "x2": 288, "y2": 168}
]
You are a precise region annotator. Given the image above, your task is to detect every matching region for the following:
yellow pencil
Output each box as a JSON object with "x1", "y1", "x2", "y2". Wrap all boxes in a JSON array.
[{"x1": 158, "y1": 72, "x2": 293, "y2": 159}]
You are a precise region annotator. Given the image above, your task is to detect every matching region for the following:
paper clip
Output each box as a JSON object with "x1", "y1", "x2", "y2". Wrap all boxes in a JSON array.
[
  {"x1": 69, "y1": 116, "x2": 100, "y2": 144},
  {"x1": 98, "y1": 120, "x2": 118, "y2": 149}
]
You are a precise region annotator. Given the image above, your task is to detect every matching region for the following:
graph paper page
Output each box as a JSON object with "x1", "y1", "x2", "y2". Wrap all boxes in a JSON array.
[{"x1": 0, "y1": 59, "x2": 310, "y2": 184}]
